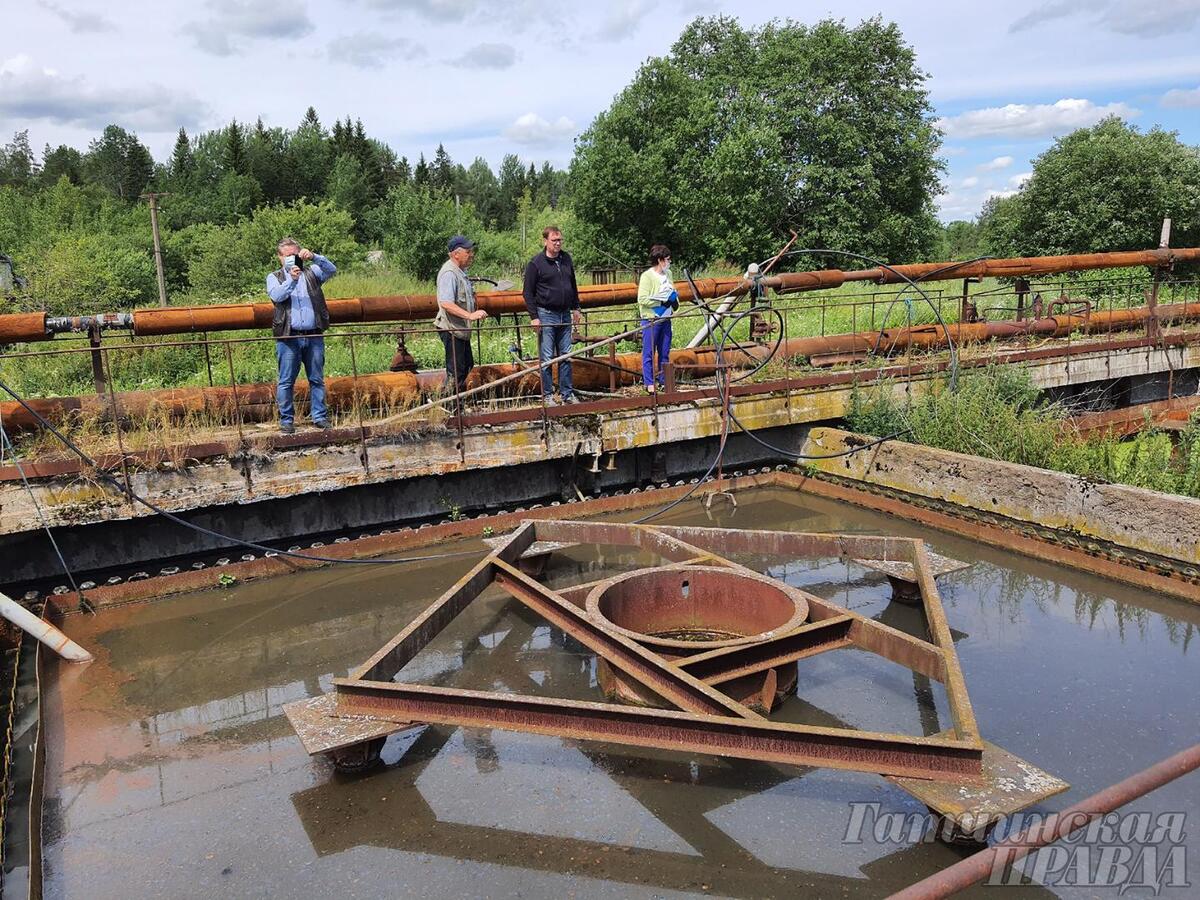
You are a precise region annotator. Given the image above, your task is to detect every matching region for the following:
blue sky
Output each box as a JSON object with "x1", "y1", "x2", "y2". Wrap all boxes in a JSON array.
[{"x1": 3, "y1": 0, "x2": 1199, "y2": 224}]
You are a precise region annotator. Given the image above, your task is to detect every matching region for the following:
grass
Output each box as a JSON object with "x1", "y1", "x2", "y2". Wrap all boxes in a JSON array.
[{"x1": 844, "y1": 367, "x2": 1200, "y2": 501}]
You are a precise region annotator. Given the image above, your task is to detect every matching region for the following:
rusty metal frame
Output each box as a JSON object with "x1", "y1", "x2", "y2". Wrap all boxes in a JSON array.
[{"x1": 327, "y1": 519, "x2": 986, "y2": 782}]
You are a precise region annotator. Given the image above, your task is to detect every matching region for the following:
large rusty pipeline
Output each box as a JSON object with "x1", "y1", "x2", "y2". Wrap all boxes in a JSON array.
[
  {"x1": 2, "y1": 247, "x2": 1197, "y2": 344},
  {"x1": 5, "y1": 299, "x2": 1199, "y2": 433}
]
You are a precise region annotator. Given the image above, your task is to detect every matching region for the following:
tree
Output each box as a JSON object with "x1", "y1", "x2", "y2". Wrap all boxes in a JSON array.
[
  {"x1": 39, "y1": 144, "x2": 84, "y2": 187},
  {"x1": 936, "y1": 220, "x2": 984, "y2": 261},
  {"x1": 570, "y1": 15, "x2": 944, "y2": 268},
  {"x1": 975, "y1": 194, "x2": 1022, "y2": 257},
  {"x1": 327, "y1": 153, "x2": 371, "y2": 235},
  {"x1": 995, "y1": 118, "x2": 1200, "y2": 257},
  {"x1": 0, "y1": 131, "x2": 38, "y2": 187},
  {"x1": 84, "y1": 125, "x2": 154, "y2": 200},
  {"x1": 169, "y1": 128, "x2": 194, "y2": 181},
  {"x1": 396, "y1": 155, "x2": 412, "y2": 184},
  {"x1": 366, "y1": 182, "x2": 483, "y2": 279},
  {"x1": 246, "y1": 119, "x2": 288, "y2": 201},
  {"x1": 496, "y1": 153, "x2": 525, "y2": 229},
  {"x1": 413, "y1": 153, "x2": 430, "y2": 186},
  {"x1": 223, "y1": 119, "x2": 247, "y2": 174},
  {"x1": 287, "y1": 107, "x2": 330, "y2": 201},
  {"x1": 463, "y1": 157, "x2": 500, "y2": 226},
  {"x1": 431, "y1": 143, "x2": 454, "y2": 192}
]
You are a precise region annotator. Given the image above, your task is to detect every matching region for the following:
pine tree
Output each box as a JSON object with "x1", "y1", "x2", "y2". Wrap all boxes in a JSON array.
[
  {"x1": 223, "y1": 120, "x2": 246, "y2": 174},
  {"x1": 431, "y1": 143, "x2": 454, "y2": 192},
  {"x1": 413, "y1": 153, "x2": 430, "y2": 186},
  {"x1": 169, "y1": 128, "x2": 194, "y2": 180}
]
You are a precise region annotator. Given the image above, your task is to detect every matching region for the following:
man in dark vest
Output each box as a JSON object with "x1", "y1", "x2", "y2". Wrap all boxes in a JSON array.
[{"x1": 266, "y1": 237, "x2": 337, "y2": 433}]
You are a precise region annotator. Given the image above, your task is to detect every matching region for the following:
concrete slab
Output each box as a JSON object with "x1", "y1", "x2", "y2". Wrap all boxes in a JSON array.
[
  {"x1": 283, "y1": 692, "x2": 416, "y2": 756},
  {"x1": 887, "y1": 735, "x2": 1070, "y2": 836}
]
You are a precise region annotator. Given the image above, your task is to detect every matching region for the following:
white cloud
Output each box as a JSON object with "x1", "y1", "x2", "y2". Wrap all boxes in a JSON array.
[
  {"x1": 1010, "y1": 1, "x2": 1200, "y2": 38},
  {"x1": 187, "y1": 0, "x2": 313, "y2": 57},
  {"x1": 503, "y1": 112, "x2": 576, "y2": 146},
  {"x1": 978, "y1": 155, "x2": 1014, "y2": 171},
  {"x1": 38, "y1": 0, "x2": 116, "y2": 33},
  {"x1": 449, "y1": 43, "x2": 516, "y2": 70},
  {"x1": 961, "y1": 176, "x2": 979, "y2": 188},
  {"x1": 1009, "y1": 171, "x2": 1033, "y2": 187},
  {"x1": 328, "y1": 33, "x2": 425, "y2": 69},
  {"x1": 599, "y1": 0, "x2": 652, "y2": 41},
  {"x1": 358, "y1": 0, "x2": 478, "y2": 22},
  {"x1": 1162, "y1": 84, "x2": 1200, "y2": 107},
  {"x1": 0, "y1": 54, "x2": 206, "y2": 132},
  {"x1": 937, "y1": 98, "x2": 1139, "y2": 140},
  {"x1": 987, "y1": 188, "x2": 1020, "y2": 200}
]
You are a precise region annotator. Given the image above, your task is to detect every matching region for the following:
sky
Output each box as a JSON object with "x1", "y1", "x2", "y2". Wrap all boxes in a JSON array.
[{"x1": 3, "y1": 0, "x2": 1200, "y2": 224}]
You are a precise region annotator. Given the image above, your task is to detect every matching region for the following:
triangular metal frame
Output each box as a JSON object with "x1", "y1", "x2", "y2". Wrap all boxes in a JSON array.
[{"x1": 327, "y1": 519, "x2": 986, "y2": 783}]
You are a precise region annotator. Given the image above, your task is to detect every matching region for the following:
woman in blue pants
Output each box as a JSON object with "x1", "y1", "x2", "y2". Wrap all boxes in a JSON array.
[{"x1": 636, "y1": 244, "x2": 678, "y2": 393}]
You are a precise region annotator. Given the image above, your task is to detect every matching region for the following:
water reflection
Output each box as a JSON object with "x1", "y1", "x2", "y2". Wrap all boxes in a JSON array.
[{"x1": 41, "y1": 487, "x2": 1200, "y2": 899}]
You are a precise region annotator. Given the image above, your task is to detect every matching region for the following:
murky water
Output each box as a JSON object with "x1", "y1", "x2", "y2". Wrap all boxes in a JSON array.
[{"x1": 40, "y1": 488, "x2": 1200, "y2": 898}]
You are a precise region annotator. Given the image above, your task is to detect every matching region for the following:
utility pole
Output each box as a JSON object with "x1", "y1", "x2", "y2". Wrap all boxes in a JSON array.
[{"x1": 141, "y1": 192, "x2": 170, "y2": 306}]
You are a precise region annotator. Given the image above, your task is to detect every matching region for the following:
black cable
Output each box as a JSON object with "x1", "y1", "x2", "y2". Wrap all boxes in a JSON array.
[
  {"x1": 0, "y1": 416, "x2": 92, "y2": 612},
  {"x1": 0, "y1": 375, "x2": 486, "y2": 568}
]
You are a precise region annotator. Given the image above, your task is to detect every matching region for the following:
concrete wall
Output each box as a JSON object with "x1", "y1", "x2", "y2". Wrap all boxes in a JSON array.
[{"x1": 803, "y1": 427, "x2": 1200, "y2": 565}]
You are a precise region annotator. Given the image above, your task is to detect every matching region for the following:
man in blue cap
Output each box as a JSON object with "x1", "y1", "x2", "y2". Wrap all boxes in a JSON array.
[{"x1": 435, "y1": 235, "x2": 488, "y2": 398}]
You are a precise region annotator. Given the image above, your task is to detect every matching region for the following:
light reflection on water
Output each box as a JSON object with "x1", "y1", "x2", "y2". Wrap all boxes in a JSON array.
[{"x1": 40, "y1": 488, "x2": 1200, "y2": 899}]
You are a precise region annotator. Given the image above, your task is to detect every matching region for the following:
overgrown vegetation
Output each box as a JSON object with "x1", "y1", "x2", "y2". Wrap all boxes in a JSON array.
[{"x1": 846, "y1": 367, "x2": 1200, "y2": 499}]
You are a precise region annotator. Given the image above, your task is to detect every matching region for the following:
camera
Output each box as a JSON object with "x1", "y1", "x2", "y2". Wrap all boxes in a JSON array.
[{"x1": 285, "y1": 254, "x2": 304, "y2": 271}]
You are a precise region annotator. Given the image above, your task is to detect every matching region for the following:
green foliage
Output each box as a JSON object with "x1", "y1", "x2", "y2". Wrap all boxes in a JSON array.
[
  {"x1": 988, "y1": 118, "x2": 1200, "y2": 258},
  {"x1": 84, "y1": 125, "x2": 153, "y2": 200},
  {"x1": 24, "y1": 230, "x2": 157, "y2": 312},
  {"x1": 183, "y1": 199, "x2": 360, "y2": 298},
  {"x1": 367, "y1": 183, "x2": 483, "y2": 280},
  {"x1": 935, "y1": 220, "x2": 985, "y2": 261},
  {"x1": 847, "y1": 368, "x2": 1200, "y2": 500},
  {"x1": 570, "y1": 15, "x2": 943, "y2": 269}
]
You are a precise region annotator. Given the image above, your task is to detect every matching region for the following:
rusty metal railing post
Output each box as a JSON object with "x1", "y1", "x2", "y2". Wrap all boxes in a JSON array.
[
  {"x1": 783, "y1": 307, "x2": 793, "y2": 423},
  {"x1": 450, "y1": 335, "x2": 466, "y2": 463},
  {"x1": 223, "y1": 340, "x2": 246, "y2": 447},
  {"x1": 202, "y1": 331, "x2": 214, "y2": 386},
  {"x1": 99, "y1": 348, "x2": 134, "y2": 508},
  {"x1": 347, "y1": 332, "x2": 370, "y2": 472},
  {"x1": 88, "y1": 323, "x2": 106, "y2": 395}
]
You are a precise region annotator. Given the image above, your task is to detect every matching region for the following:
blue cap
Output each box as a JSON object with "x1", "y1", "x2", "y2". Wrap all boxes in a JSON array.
[{"x1": 448, "y1": 235, "x2": 476, "y2": 252}]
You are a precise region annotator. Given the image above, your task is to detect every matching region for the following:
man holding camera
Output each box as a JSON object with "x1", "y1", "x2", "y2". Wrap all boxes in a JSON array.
[
  {"x1": 435, "y1": 234, "x2": 488, "y2": 397},
  {"x1": 266, "y1": 237, "x2": 337, "y2": 434},
  {"x1": 523, "y1": 226, "x2": 581, "y2": 405}
]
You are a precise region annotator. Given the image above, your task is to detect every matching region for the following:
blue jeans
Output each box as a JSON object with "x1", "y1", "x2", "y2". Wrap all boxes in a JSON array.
[
  {"x1": 276, "y1": 335, "x2": 326, "y2": 425},
  {"x1": 641, "y1": 318, "x2": 672, "y2": 387},
  {"x1": 537, "y1": 307, "x2": 574, "y2": 399}
]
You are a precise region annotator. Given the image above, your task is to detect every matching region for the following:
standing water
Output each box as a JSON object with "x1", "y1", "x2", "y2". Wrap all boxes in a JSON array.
[{"x1": 37, "y1": 488, "x2": 1200, "y2": 898}]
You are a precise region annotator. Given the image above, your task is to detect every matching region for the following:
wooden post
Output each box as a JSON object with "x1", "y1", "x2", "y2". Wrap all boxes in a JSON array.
[{"x1": 140, "y1": 192, "x2": 170, "y2": 306}]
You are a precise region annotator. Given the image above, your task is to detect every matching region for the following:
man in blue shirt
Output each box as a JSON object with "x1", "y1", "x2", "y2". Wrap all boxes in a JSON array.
[{"x1": 266, "y1": 237, "x2": 338, "y2": 434}]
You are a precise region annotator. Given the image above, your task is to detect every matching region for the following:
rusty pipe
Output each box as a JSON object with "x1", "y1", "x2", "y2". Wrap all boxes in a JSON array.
[
  {"x1": 890, "y1": 742, "x2": 1200, "y2": 900},
  {"x1": 3, "y1": 248, "x2": 1197, "y2": 344},
  {"x1": 5, "y1": 299, "x2": 1200, "y2": 432}
]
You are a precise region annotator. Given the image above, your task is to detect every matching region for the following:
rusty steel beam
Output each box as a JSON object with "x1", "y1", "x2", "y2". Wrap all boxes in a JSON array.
[
  {"x1": 675, "y1": 615, "x2": 855, "y2": 684},
  {"x1": 5, "y1": 247, "x2": 1197, "y2": 344},
  {"x1": 493, "y1": 560, "x2": 761, "y2": 720},
  {"x1": 350, "y1": 521, "x2": 537, "y2": 682},
  {"x1": 331, "y1": 679, "x2": 984, "y2": 781},
  {"x1": 912, "y1": 543, "x2": 980, "y2": 743}
]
